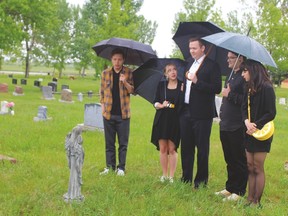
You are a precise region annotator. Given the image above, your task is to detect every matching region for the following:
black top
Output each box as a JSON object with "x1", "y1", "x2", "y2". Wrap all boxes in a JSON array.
[
  {"x1": 220, "y1": 70, "x2": 245, "y2": 131},
  {"x1": 111, "y1": 69, "x2": 121, "y2": 115},
  {"x1": 151, "y1": 80, "x2": 182, "y2": 150}
]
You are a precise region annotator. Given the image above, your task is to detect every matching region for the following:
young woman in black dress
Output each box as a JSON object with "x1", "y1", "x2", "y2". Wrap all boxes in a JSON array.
[
  {"x1": 151, "y1": 63, "x2": 183, "y2": 183},
  {"x1": 241, "y1": 59, "x2": 276, "y2": 208}
]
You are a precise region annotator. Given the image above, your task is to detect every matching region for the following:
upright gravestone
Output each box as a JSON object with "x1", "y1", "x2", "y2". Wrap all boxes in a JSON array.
[
  {"x1": 21, "y1": 79, "x2": 27, "y2": 85},
  {"x1": 42, "y1": 86, "x2": 55, "y2": 100},
  {"x1": 279, "y1": 98, "x2": 286, "y2": 105},
  {"x1": 34, "y1": 80, "x2": 41, "y2": 87},
  {"x1": 87, "y1": 90, "x2": 93, "y2": 98},
  {"x1": 78, "y1": 93, "x2": 83, "y2": 102},
  {"x1": 60, "y1": 89, "x2": 73, "y2": 103},
  {"x1": 33, "y1": 106, "x2": 51, "y2": 121},
  {"x1": 12, "y1": 79, "x2": 17, "y2": 85},
  {"x1": 83, "y1": 103, "x2": 103, "y2": 130},
  {"x1": 48, "y1": 82, "x2": 57, "y2": 92},
  {"x1": 13, "y1": 86, "x2": 24, "y2": 96},
  {"x1": 214, "y1": 96, "x2": 222, "y2": 122},
  {"x1": 61, "y1": 84, "x2": 69, "y2": 90},
  {"x1": 0, "y1": 101, "x2": 9, "y2": 114},
  {"x1": 0, "y1": 83, "x2": 8, "y2": 93}
]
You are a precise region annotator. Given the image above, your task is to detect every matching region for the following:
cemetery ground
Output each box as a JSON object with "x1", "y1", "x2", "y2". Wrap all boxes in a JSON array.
[{"x1": 0, "y1": 74, "x2": 288, "y2": 215}]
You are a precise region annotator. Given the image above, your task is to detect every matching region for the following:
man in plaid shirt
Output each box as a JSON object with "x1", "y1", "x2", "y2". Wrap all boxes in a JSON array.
[{"x1": 100, "y1": 48, "x2": 134, "y2": 176}]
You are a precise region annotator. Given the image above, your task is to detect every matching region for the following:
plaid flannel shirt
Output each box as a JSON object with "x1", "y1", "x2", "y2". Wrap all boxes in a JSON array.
[{"x1": 100, "y1": 66, "x2": 134, "y2": 120}]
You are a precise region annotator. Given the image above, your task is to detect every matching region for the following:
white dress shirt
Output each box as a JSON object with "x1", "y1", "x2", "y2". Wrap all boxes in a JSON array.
[{"x1": 184, "y1": 55, "x2": 206, "y2": 104}]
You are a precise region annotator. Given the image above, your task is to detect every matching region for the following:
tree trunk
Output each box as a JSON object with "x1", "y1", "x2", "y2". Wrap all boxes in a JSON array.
[{"x1": 25, "y1": 50, "x2": 30, "y2": 78}]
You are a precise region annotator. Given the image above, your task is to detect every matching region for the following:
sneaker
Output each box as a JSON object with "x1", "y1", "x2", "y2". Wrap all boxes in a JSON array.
[
  {"x1": 116, "y1": 168, "x2": 125, "y2": 176},
  {"x1": 215, "y1": 189, "x2": 231, "y2": 197},
  {"x1": 168, "y1": 177, "x2": 174, "y2": 183},
  {"x1": 160, "y1": 176, "x2": 167, "y2": 182},
  {"x1": 100, "y1": 168, "x2": 109, "y2": 175},
  {"x1": 223, "y1": 193, "x2": 242, "y2": 202}
]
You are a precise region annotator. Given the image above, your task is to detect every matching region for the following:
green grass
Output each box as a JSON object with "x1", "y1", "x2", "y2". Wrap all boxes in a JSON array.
[{"x1": 0, "y1": 74, "x2": 288, "y2": 215}]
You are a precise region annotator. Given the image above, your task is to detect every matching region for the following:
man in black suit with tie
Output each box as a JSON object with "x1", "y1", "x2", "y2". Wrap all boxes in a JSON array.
[{"x1": 180, "y1": 38, "x2": 222, "y2": 188}]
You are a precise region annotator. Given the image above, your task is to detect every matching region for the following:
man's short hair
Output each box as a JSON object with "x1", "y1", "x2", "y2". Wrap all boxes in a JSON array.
[
  {"x1": 111, "y1": 48, "x2": 125, "y2": 58},
  {"x1": 189, "y1": 37, "x2": 206, "y2": 47}
]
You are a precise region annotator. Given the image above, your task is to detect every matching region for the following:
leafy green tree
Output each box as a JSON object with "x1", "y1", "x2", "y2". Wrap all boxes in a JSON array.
[
  {"x1": 81, "y1": 0, "x2": 157, "y2": 75},
  {"x1": 0, "y1": 0, "x2": 23, "y2": 69},
  {"x1": 1, "y1": 0, "x2": 59, "y2": 77},
  {"x1": 255, "y1": 0, "x2": 288, "y2": 84},
  {"x1": 42, "y1": 0, "x2": 72, "y2": 78},
  {"x1": 170, "y1": 0, "x2": 224, "y2": 58}
]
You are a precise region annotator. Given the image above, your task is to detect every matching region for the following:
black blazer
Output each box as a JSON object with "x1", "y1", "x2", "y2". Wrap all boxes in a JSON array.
[{"x1": 183, "y1": 57, "x2": 222, "y2": 119}]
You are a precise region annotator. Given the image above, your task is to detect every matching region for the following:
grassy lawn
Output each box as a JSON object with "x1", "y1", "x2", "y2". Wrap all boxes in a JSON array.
[{"x1": 0, "y1": 74, "x2": 288, "y2": 215}]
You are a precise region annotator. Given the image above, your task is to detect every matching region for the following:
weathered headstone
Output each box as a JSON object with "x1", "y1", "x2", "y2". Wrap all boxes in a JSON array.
[
  {"x1": 0, "y1": 83, "x2": 8, "y2": 93},
  {"x1": 52, "y1": 77, "x2": 58, "y2": 82},
  {"x1": 61, "y1": 84, "x2": 69, "y2": 90},
  {"x1": 83, "y1": 103, "x2": 104, "y2": 130},
  {"x1": 42, "y1": 86, "x2": 54, "y2": 100},
  {"x1": 48, "y1": 82, "x2": 57, "y2": 92},
  {"x1": 63, "y1": 126, "x2": 84, "y2": 203},
  {"x1": 12, "y1": 79, "x2": 17, "y2": 85},
  {"x1": 0, "y1": 101, "x2": 9, "y2": 114},
  {"x1": 21, "y1": 79, "x2": 27, "y2": 85},
  {"x1": 8, "y1": 74, "x2": 13, "y2": 78},
  {"x1": 60, "y1": 89, "x2": 73, "y2": 103},
  {"x1": 13, "y1": 86, "x2": 24, "y2": 96},
  {"x1": 279, "y1": 98, "x2": 286, "y2": 105}
]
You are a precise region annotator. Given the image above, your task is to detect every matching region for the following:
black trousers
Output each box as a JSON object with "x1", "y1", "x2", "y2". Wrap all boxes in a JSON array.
[
  {"x1": 103, "y1": 115, "x2": 130, "y2": 171},
  {"x1": 220, "y1": 128, "x2": 248, "y2": 195},
  {"x1": 180, "y1": 106, "x2": 213, "y2": 187}
]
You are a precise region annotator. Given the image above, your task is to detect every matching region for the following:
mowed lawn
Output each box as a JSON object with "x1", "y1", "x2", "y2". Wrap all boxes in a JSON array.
[{"x1": 0, "y1": 74, "x2": 288, "y2": 215}]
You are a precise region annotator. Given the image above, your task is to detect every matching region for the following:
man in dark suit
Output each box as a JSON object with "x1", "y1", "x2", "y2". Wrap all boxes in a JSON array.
[{"x1": 180, "y1": 38, "x2": 222, "y2": 188}]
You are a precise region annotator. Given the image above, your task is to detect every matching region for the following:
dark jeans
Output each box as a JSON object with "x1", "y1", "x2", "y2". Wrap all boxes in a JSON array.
[
  {"x1": 220, "y1": 129, "x2": 248, "y2": 195},
  {"x1": 180, "y1": 106, "x2": 213, "y2": 187},
  {"x1": 103, "y1": 115, "x2": 130, "y2": 171}
]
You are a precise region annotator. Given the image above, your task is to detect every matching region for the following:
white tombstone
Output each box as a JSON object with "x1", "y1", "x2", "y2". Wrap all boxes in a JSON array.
[
  {"x1": 0, "y1": 101, "x2": 9, "y2": 114},
  {"x1": 78, "y1": 93, "x2": 83, "y2": 102},
  {"x1": 215, "y1": 96, "x2": 222, "y2": 117},
  {"x1": 83, "y1": 103, "x2": 103, "y2": 130},
  {"x1": 279, "y1": 98, "x2": 286, "y2": 105}
]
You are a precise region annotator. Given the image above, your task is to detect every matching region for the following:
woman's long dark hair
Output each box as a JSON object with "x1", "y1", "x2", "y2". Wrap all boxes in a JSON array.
[{"x1": 240, "y1": 59, "x2": 272, "y2": 95}]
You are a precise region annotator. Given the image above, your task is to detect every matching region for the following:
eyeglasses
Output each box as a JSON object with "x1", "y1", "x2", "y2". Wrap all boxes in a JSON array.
[
  {"x1": 227, "y1": 56, "x2": 237, "y2": 60},
  {"x1": 242, "y1": 69, "x2": 248, "y2": 73}
]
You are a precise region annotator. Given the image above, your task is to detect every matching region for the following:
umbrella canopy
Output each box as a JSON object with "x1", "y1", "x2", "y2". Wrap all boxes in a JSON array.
[
  {"x1": 202, "y1": 32, "x2": 277, "y2": 68},
  {"x1": 92, "y1": 37, "x2": 157, "y2": 66},
  {"x1": 133, "y1": 58, "x2": 188, "y2": 103},
  {"x1": 172, "y1": 21, "x2": 230, "y2": 75}
]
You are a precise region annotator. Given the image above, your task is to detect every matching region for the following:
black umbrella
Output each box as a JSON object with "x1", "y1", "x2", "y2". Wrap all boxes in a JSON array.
[
  {"x1": 133, "y1": 58, "x2": 188, "y2": 103},
  {"x1": 172, "y1": 21, "x2": 230, "y2": 75},
  {"x1": 92, "y1": 37, "x2": 157, "y2": 66}
]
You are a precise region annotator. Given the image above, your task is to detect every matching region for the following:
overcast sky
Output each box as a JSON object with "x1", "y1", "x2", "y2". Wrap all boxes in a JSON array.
[{"x1": 67, "y1": 0, "x2": 247, "y2": 57}]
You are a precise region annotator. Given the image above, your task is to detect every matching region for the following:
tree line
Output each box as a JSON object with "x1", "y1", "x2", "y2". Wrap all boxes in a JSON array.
[{"x1": 0, "y1": 0, "x2": 287, "y2": 84}]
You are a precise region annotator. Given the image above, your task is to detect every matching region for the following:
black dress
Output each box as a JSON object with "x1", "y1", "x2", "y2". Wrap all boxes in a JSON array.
[{"x1": 151, "y1": 80, "x2": 182, "y2": 150}]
